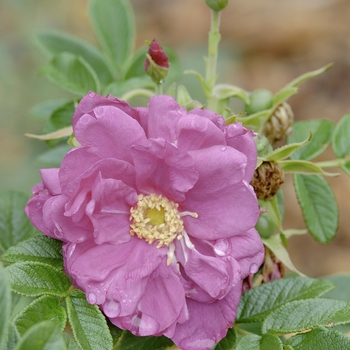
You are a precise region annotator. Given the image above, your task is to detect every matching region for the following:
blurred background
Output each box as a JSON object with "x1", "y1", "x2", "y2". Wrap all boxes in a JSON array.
[{"x1": 1, "y1": 0, "x2": 350, "y2": 277}]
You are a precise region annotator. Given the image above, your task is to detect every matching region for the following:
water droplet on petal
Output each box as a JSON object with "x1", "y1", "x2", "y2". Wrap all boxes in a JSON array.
[
  {"x1": 36, "y1": 202, "x2": 43, "y2": 209},
  {"x1": 220, "y1": 146, "x2": 227, "y2": 152},
  {"x1": 88, "y1": 91, "x2": 95, "y2": 98},
  {"x1": 104, "y1": 300, "x2": 120, "y2": 318},
  {"x1": 88, "y1": 292, "x2": 97, "y2": 304},
  {"x1": 250, "y1": 263, "x2": 258, "y2": 274}
]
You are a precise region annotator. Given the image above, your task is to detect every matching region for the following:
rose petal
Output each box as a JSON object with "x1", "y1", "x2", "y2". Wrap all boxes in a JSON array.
[
  {"x1": 172, "y1": 282, "x2": 242, "y2": 350},
  {"x1": 176, "y1": 113, "x2": 226, "y2": 151},
  {"x1": 147, "y1": 95, "x2": 186, "y2": 141},
  {"x1": 74, "y1": 106, "x2": 147, "y2": 162},
  {"x1": 131, "y1": 139, "x2": 198, "y2": 202},
  {"x1": 225, "y1": 123, "x2": 257, "y2": 181},
  {"x1": 40, "y1": 168, "x2": 61, "y2": 195}
]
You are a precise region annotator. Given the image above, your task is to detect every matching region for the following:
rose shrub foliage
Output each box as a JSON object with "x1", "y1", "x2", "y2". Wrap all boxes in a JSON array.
[{"x1": 25, "y1": 92, "x2": 264, "y2": 350}]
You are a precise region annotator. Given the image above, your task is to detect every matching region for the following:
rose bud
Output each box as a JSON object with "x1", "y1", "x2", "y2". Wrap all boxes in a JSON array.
[{"x1": 144, "y1": 39, "x2": 169, "y2": 84}]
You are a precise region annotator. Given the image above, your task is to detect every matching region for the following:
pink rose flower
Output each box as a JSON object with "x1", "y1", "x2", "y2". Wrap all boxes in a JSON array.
[{"x1": 25, "y1": 92, "x2": 264, "y2": 350}]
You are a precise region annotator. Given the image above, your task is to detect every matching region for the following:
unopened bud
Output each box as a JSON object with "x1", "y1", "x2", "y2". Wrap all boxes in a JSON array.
[
  {"x1": 263, "y1": 102, "x2": 294, "y2": 145},
  {"x1": 205, "y1": 0, "x2": 229, "y2": 11},
  {"x1": 144, "y1": 39, "x2": 169, "y2": 84},
  {"x1": 250, "y1": 161, "x2": 285, "y2": 200},
  {"x1": 244, "y1": 89, "x2": 274, "y2": 116}
]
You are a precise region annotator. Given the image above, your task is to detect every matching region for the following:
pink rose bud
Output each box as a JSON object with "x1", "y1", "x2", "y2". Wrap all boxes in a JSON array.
[{"x1": 144, "y1": 39, "x2": 169, "y2": 83}]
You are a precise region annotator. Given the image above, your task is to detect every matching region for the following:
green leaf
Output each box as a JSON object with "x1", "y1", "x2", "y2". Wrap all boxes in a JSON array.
[
  {"x1": 36, "y1": 144, "x2": 72, "y2": 167},
  {"x1": 264, "y1": 133, "x2": 311, "y2": 162},
  {"x1": 324, "y1": 274, "x2": 350, "y2": 302},
  {"x1": 89, "y1": 0, "x2": 135, "y2": 71},
  {"x1": 281, "y1": 63, "x2": 332, "y2": 90},
  {"x1": 286, "y1": 326, "x2": 350, "y2": 350},
  {"x1": 213, "y1": 84, "x2": 249, "y2": 104},
  {"x1": 103, "y1": 77, "x2": 154, "y2": 98},
  {"x1": 30, "y1": 99, "x2": 71, "y2": 122},
  {"x1": 6, "y1": 262, "x2": 71, "y2": 297},
  {"x1": 237, "y1": 110, "x2": 272, "y2": 133},
  {"x1": 41, "y1": 52, "x2": 101, "y2": 95},
  {"x1": 66, "y1": 289, "x2": 112, "y2": 350},
  {"x1": 0, "y1": 262, "x2": 11, "y2": 350},
  {"x1": 288, "y1": 120, "x2": 334, "y2": 160},
  {"x1": 262, "y1": 298, "x2": 350, "y2": 334},
  {"x1": 279, "y1": 160, "x2": 338, "y2": 176},
  {"x1": 13, "y1": 321, "x2": 66, "y2": 350},
  {"x1": 236, "y1": 277, "x2": 333, "y2": 323},
  {"x1": 4, "y1": 323, "x2": 20, "y2": 350},
  {"x1": 273, "y1": 87, "x2": 298, "y2": 106},
  {"x1": 0, "y1": 191, "x2": 37, "y2": 256},
  {"x1": 14, "y1": 295, "x2": 66, "y2": 336},
  {"x1": 2, "y1": 236, "x2": 63, "y2": 269},
  {"x1": 332, "y1": 113, "x2": 350, "y2": 159},
  {"x1": 262, "y1": 235, "x2": 305, "y2": 276},
  {"x1": 340, "y1": 159, "x2": 350, "y2": 176},
  {"x1": 213, "y1": 327, "x2": 237, "y2": 350},
  {"x1": 36, "y1": 31, "x2": 113, "y2": 86},
  {"x1": 260, "y1": 334, "x2": 283, "y2": 350},
  {"x1": 294, "y1": 174, "x2": 338, "y2": 243},
  {"x1": 43, "y1": 101, "x2": 75, "y2": 135},
  {"x1": 236, "y1": 334, "x2": 260, "y2": 350},
  {"x1": 63, "y1": 334, "x2": 80, "y2": 350},
  {"x1": 114, "y1": 330, "x2": 173, "y2": 350}
]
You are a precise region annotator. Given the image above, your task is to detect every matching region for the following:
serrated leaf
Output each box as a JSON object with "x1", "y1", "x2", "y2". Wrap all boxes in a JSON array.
[
  {"x1": 286, "y1": 326, "x2": 350, "y2": 350},
  {"x1": 6, "y1": 262, "x2": 71, "y2": 297},
  {"x1": 0, "y1": 262, "x2": 11, "y2": 350},
  {"x1": 213, "y1": 327, "x2": 236, "y2": 350},
  {"x1": 279, "y1": 160, "x2": 338, "y2": 176},
  {"x1": 332, "y1": 113, "x2": 350, "y2": 159},
  {"x1": 89, "y1": 0, "x2": 134, "y2": 71},
  {"x1": 41, "y1": 52, "x2": 100, "y2": 95},
  {"x1": 213, "y1": 84, "x2": 249, "y2": 104},
  {"x1": 236, "y1": 277, "x2": 333, "y2": 323},
  {"x1": 36, "y1": 31, "x2": 113, "y2": 86},
  {"x1": 236, "y1": 334, "x2": 260, "y2": 350},
  {"x1": 66, "y1": 289, "x2": 112, "y2": 350},
  {"x1": 115, "y1": 330, "x2": 173, "y2": 350},
  {"x1": 36, "y1": 144, "x2": 72, "y2": 167},
  {"x1": 294, "y1": 174, "x2": 338, "y2": 243},
  {"x1": 288, "y1": 119, "x2": 334, "y2": 160},
  {"x1": 2, "y1": 235, "x2": 63, "y2": 269},
  {"x1": 14, "y1": 295, "x2": 66, "y2": 337},
  {"x1": 264, "y1": 133, "x2": 311, "y2": 162},
  {"x1": 14, "y1": 321, "x2": 66, "y2": 350},
  {"x1": 30, "y1": 99, "x2": 71, "y2": 122},
  {"x1": 262, "y1": 298, "x2": 350, "y2": 334},
  {"x1": 260, "y1": 334, "x2": 283, "y2": 350},
  {"x1": 0, "y1": 191, "x2": 37, "y2": 256},
  {"x1": 237, "y1": 109, "x2": 272, "y2": 132}
]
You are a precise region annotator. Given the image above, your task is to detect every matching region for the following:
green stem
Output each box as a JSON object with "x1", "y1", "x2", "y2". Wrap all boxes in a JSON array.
[
  {"x1": 205, "y1": 9, "x2": 221, "y2": 111},
  {"x1": 314, "y1": 159, "x2": 347, "y2": 168},
  {"x1": 155, "y1": 82, "x2": 163, "y2": 95},
  {"x1": 121, "y1": 89, "x2": 155, "y2": 102}
]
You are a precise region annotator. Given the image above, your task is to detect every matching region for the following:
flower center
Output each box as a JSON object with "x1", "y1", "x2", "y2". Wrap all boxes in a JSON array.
[{"x1": 130, "y1": 194, "x2": 184, "y2": 248}]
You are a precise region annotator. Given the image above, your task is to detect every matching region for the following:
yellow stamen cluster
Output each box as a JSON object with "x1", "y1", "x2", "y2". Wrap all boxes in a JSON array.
[{"x1": 130, "y1": 194, "x2": 184, "y2": 248}]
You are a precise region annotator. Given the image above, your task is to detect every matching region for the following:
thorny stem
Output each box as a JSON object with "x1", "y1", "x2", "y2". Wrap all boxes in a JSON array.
[{"x1": 205, "y1": 9, "x2": 221, "y2": 111}]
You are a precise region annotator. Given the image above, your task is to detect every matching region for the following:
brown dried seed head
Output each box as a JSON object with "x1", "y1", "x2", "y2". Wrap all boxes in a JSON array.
[
  {"x1": 250, "y1": 161, "x2": 285, "y2": 200},
  {"x1": 263, "y1": 102, "x2": 294, "y2": 145}
]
